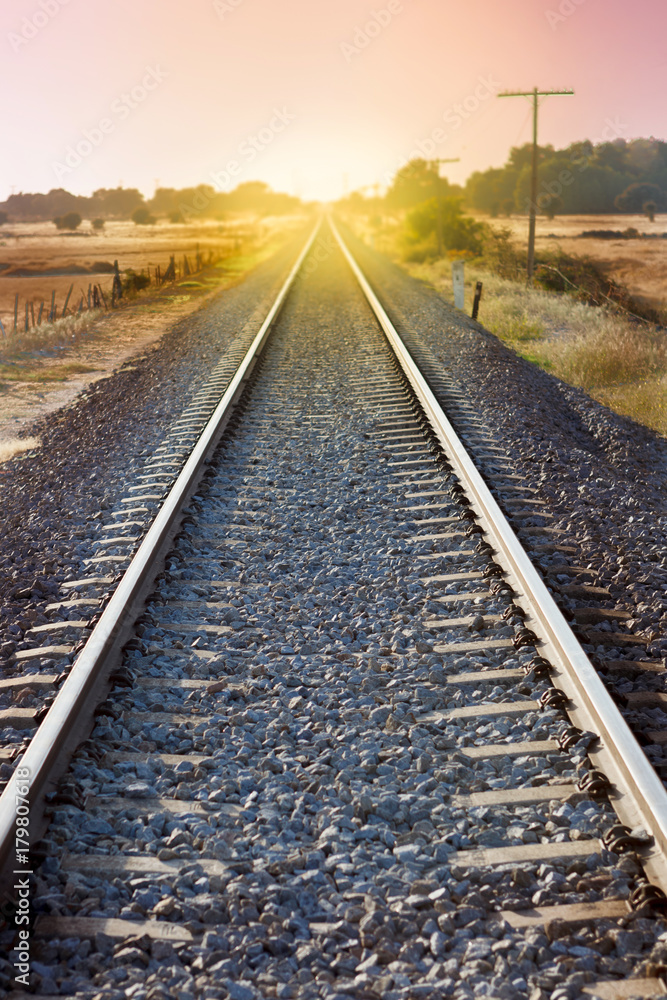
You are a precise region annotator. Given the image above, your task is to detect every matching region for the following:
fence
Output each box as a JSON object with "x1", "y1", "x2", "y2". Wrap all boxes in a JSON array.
[{"x1": 0, "y1": 244, "x2": 221, "y2": 338}]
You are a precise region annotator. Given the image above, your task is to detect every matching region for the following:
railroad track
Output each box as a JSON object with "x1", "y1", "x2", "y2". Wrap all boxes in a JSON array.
[{"x1": 1, "y1": 220, "x2": 667, "y2": 999}]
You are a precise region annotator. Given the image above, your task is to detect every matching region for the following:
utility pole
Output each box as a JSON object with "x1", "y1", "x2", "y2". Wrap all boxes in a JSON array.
[
  {"x1": 430, "y1": 157, "x2": 460, "y2": 256},
  {"x1": 498, "y1": 88, "x2": 574, "y2": 280}
]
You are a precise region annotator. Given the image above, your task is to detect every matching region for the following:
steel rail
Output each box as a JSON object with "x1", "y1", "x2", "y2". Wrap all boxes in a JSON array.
[
  {"x1": 0, "y1": 221, "x2": 321, "y2": 877},
  {"x1": 331, "y1": 217, "x2": 667, "y2": 892}
]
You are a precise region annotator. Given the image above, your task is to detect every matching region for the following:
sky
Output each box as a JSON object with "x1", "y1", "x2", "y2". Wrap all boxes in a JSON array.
[{"x1": 2, "y1": 0, "x2": 666, "y2": 203}]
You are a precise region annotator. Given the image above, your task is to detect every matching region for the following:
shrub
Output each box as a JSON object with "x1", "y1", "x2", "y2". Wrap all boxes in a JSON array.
[
  {"x1": 477, "y1": 226, "x2": 524, "y2": 280},
  {"x1": 53, "y1": 212, "x2": 82, "y2": 230},
  {"x1": 534, "y1": 248, "x2": 663, "y2": 322},
  {"x1": 122, "y1": 269, "x2": 151, "y2": 294},
  {"x1": 0, "y1": 211, "x2": 8, "y2": 225},
  {"x1": 132, "y1": 207, "x2": 156, "y2": 226},
  {"x1": 91, "y1": 218, "x2": 105, "y2": 230},
  {"x1": 168, "y1": 210, "x2": 184, "y2": 223},
  {"x1": 405, "y1": 197, "x2": 483, "y2": 254}
]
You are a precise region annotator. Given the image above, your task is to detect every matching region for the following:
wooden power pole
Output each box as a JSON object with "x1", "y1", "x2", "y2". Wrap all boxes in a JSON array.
[{"x1": 498, "y1": 88, "x2": 574, "y2": 280}]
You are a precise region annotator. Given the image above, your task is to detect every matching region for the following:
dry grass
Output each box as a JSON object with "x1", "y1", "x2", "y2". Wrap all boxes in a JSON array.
[
  {"x1": 0, "y1": 436, "x2": 40, "y2": 464},
  {"x1": 426, "y1": 259, "x2": 667, "y2": 436},
  {"x1": 346, "y1": 215, "x2": 667, "y2": 437},
  {"x1": 0, "y1": 309, "x2": 105, "y2": 356}
]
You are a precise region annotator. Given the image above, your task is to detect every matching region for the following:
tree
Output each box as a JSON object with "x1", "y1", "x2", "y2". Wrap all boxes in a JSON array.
[
  {"x1": 643, "y1": 200, "x2": 657, "y2": 222},
  {"x1": 386, "y1": 160, "x2": 450, "y2": 210},
  {"x1": 91, "y1": 218, "x2": 105, "y2": 230},
  {"x1": 406, "y1": 197, "x2": 483, "y2": 254},
  {"x1": 168, "y1": 210, "x2": 184, "y2": 223},
  {"x1": 53, "y1": 212, "x2": 82, "y2": 230},
  {"x1": 501, "y1": 198, "x2": 514, "y2": 217},
  {"x1": 132, "y1": 207, "x2": 156, "y2": 226},
  {"x1": 543, "y1": 195, "x2": 563, "y2": 219},
  {"x1": 615, "y1": 182, "x2": 664, "y2": 213},
  {"x1": 93, "y1": 187, "x2": 145, "y2": 218}
]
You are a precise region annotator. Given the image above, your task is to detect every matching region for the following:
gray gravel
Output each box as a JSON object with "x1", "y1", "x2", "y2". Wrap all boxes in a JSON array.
[{"x1": 9, "y1": 233, "x2": 667, "y2": 1000}]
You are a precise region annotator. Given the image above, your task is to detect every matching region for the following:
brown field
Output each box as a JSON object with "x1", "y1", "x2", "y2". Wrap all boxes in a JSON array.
[
  {"x1": 479, "y1": 213, "x2": 667, "y2": 316},
  {"x1": 0, "y1": 216, "x2": 273, "y2": 334},
  {"x1": 0, "y1": 215, "x2": 308, "y2": 452}
]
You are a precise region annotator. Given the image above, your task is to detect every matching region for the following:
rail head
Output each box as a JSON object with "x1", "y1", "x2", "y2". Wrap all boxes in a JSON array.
[{"x1": 330, "y1": 216, "x2": 667, "y2": 894}]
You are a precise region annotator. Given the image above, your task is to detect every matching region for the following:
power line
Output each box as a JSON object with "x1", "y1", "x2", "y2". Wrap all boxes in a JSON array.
[{"x1": 498, "y1": 88, "x2": 574, "y2": 281}]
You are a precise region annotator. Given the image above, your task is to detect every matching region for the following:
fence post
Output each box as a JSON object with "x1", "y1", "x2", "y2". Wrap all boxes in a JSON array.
[
  {"x1": 30, "y1": 302, "x2": 35, "y2": 327},
  {"x1": 37, "y1": 301, "x2": 44, "y2": 325},
  {"x1": 62, "y1": 284, "x2": 73, "y2": 317},
  {"x1": 112, "y1": 260, "x2": 123, "y2": 303},
  {"x1": 13, "y1": 294, "x2": 18, "y2": 333},
  {"x1": 471, "y1": 281, "x2": 483, "y2": 321},
  {"x1": 49, "y1": 289, "x2": 56, "y2": 323},
  {"x1": 24, "y1": 302, "x2": 29, "y2": 332}
]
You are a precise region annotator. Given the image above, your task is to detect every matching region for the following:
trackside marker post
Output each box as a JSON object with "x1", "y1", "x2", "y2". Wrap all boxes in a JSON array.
[{"x1": 452, "y1": 261, "x2": 465, "y2": 309}]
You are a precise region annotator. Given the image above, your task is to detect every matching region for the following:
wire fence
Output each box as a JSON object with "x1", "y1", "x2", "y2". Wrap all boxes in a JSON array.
[{"x1": 0, "y1": 245, "x2": 222, "y2": 339}]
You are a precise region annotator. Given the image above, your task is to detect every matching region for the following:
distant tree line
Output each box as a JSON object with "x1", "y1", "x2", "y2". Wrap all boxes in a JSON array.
[
  {"x1": 465, "y1": 138, "x2": 667, "y2": 217},
  {"x1": 0, "y1": 181, "x2": 303, "y2": 223}
]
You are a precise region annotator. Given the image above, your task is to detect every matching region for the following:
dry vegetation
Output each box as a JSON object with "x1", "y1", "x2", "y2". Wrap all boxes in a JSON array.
[
  {"x1": 0, "y1": 215, "x2": 294, "y2": 333},
  {"x1": 347, "y1": 214, "x2": 667, "y2": 437},
  {"x1": 480, "y1": 212, "x2": 667, "y2": 319},
  {"x1": 0, "y1": 215, "x2": 308, "y2": 450}
]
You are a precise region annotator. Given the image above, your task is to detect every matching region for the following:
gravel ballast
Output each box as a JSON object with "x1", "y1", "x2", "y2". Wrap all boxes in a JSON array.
[{"x1": 5, "y1": 231, "x2": 667, "y2": 1000}]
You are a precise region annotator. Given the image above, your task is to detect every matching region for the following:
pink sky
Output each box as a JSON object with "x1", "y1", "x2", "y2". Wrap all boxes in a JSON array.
[{"x1": 2, "y1": 0, "x2": 666, "y2": 202}]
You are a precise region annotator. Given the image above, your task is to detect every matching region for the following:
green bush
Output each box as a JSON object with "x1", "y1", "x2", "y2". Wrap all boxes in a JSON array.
[
  {"x1": 54, "y1": 212, "x2": 82, "y2": 230},
  {"x1": 132, "y1": 207, "x2": 157, "y2": 226},
  {"x1": 405, "y1": 197, "x2": 483, "y2": 254}
]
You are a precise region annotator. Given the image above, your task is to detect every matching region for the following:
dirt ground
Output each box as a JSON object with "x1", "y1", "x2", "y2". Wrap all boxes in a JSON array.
[
  {"x1": 480, "y1": 213, "x2": 667, "y2": 314},
  {"x1": 0, "y1": 217, "x2": 307, "y2": 454}
]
